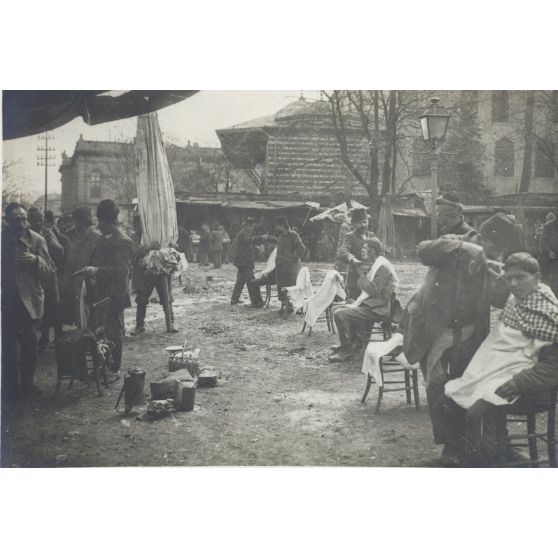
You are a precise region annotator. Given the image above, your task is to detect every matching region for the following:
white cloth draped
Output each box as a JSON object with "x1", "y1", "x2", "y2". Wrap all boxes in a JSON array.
[
  {"x1": 254, "y1": 248, "x2": 277, "y2": 280},
  {"x1": 135, "y1": 113, "x2": 178, "y2": 249},
  {"x1": 445, "y1": 323, "x2": 552, "y2": 409},
  {"x1": 303, "y1": 270, "x2": 346, "y2": 328},
  {"x1": 361, "y1": 333, "x2": 420, "y2": 387},
  {"x1": 284, "y1": 266, "x2": 314, "y2": 310}
]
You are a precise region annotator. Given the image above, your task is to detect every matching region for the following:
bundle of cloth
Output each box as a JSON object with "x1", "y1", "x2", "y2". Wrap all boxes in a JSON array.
[
  {"x1": 303, "y1": 270, "x2": 346, "y2": 328},
  {"x1": 284, "y1": 266, "x2": 314, "y2": 310},
  {"x1": 140, "y1": 247, "x2": 185, "y2": 276}
]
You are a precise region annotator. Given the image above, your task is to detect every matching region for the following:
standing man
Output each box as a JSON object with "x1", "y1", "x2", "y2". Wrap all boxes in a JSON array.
[
  {"x1": 83, "y1": 200, "x2": 134, "y2": 380},
  {"x1": 198, "y1": 223, "x2": 210, "y2": 266},
  {"x1": 334, "y1": 207, "x2": 376, "y2": 300},
  {"x1": 209, "y1": 223, "x2": 224, "y2": 269},
  {"x1": 27, "y1": 207, "x2": 65, "y2": 350},
  {"x1": 402, "y1": 213, "x2": 522, "y2": 465},
  {"x1": 221, "y1": 225, "x2": 231, "y2": 264},
  {"x1": 2, "y1": 203, "x2": 55, "y2": 400},
  {"x1": 267, "y1": 216, "x2": 307, "y2": 313},
  {"x1": 436, "y1": 193, "x2": 474, "y2": 236},
  {"x1": 61, "y1": 206, "x2": 100, "y2": 327},
  {"x1": 540, "y1": 206, "x2": 558, "y2": 296},
  {"x1": 231, "y1": 217, "x2": 265, "y2": 307}
]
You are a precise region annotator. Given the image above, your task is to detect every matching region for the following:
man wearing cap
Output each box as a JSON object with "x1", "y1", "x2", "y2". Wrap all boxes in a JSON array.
[
  {"x1": 402, "y1": 212, "x2": 522, "y2": 465},
  {"x1": 231, "y1": 217, "x2": 266, "y2": 307},
  {"x1": 330, "y1": 237, "x2": 397, "y2": 363},
  {"x1": 334, "y1": 207, "x2": 377, "y2": 299},
  {"x1": 266, "y1": 216, "x2": 307, "y2": 313},
  {"x1": 436, "y1": 193, "x2": 474, "y2": 237},
  {"x1": 83, "y1": 200, "x2": 134, "y2": 380}
]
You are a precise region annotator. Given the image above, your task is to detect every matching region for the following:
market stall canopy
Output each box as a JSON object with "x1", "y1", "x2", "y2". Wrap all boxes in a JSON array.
[
  {"x1": 175, "y1": 198, "x2": 320, "y2": 211},
  {"x1": 2, "y1": 90, "x2": 198, "y2": 140},
  {"x1": 309, "y1": 200, "x2": 367, "y2": 222}
]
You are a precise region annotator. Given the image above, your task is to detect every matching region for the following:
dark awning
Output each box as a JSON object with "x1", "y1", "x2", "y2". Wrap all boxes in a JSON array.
[{"x1": 2, "y1": 90, "x2": 198, "y2": 140}]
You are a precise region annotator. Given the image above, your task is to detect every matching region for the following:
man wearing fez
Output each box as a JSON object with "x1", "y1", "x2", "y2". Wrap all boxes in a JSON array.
[
  {"x1": 402, "y1": 212, "x2": 522, "y2": 465},
  {"x1": 2, "y1": 203, "x2": 55, "y2": 400},
  {"x1": 231, "y1": 217, "x2": 266, "y2": 307},
  {"x1": 334, "y1": 207, "x2": 376, "y2": 300},
  {"x1": 83, "y1": 200, "x2": 134, "y2": 380},
  {"x1": 436, "y1": 193, "x2": 474, "y2": 237}
]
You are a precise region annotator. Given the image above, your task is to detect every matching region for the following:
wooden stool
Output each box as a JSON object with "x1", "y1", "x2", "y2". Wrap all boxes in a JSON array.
[
  {"x1": 505, "y1": 388, "x2": 557, "y2": 468},
  {"x1": 361, "y1": 357, "x2": 420, "y2": 414},
  {"x1": 301, "y1": 303, "x2": 335, "y2": 335}
]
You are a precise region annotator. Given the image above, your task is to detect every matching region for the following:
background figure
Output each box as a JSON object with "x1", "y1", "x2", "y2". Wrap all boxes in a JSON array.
[
  {"x1": 84, "y1": 200, "x2": 134, "y2": 379},
  {"x1": 267, "y1": 216, "x2": 306, "y2": 312},
  {"x1": 436, "y1": 193, "x2": 474, "y2": 236},
  {"x1": 61, "y1": 206, "x2": 101, "y2": 327},
  {"x1": 27, "y1": 207, "x2": 64, "y2": 350},
  {"x1": 231, "y1": 217, "x2": 265, "y2": 307},
  {"x1": 209, "y1": 223, "x2": 224, "y2": 268},
  {"x1": 1, "y1": 203, "x2": 55, "y2": 400},
  {"x1": 221, "y1": 226, "x2": 231, "y2": 264},
  {"x1": 198, "y1": 224, "x2": 210, "y2": 266},
  {"x1": 177, "y1": 226, "x2": 193, "y2": 262}
]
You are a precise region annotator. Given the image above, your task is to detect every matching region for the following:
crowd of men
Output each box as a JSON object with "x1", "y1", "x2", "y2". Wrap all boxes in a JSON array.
[{"x1": 2, "y1": 194, "x2": 558, "y2": 467}]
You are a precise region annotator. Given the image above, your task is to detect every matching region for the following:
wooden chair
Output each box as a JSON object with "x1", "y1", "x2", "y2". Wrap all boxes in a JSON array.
[
  {"x1": 301, "y1": 304, "x2": 335, "y2": 335},
  {"x1": 368, "y1": 293, "x2": 400, "y2": 341},
  {"x1": 504, "y1": 387, "x2": 557, "y2": 468},
  {"x1": 361, "y1": 356, "x2": 421, "y2": 415}
]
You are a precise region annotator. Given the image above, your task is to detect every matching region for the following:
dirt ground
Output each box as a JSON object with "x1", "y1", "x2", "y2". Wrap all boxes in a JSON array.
[{"x1": 0, "y1": 260, "x2": 446, "y2": 468}]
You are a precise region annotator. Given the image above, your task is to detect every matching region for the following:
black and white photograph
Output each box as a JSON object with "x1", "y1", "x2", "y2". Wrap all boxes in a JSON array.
[{"x1": 2, "y1": 89, "x2": 557, "y2": 468}]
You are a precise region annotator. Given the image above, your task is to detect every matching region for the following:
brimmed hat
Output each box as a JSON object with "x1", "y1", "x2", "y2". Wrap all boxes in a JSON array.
[
  {"x1": 436, "y1": 193, "x2": 464, "y2": 212},
  {"x1": 350, "y1": 207, "x2": 368, "y2": 224}
]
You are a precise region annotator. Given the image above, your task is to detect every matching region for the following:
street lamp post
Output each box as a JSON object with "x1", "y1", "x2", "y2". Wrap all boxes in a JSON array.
[{"x1": 419, "y1": 98, "x2": 451, "y2": 238}]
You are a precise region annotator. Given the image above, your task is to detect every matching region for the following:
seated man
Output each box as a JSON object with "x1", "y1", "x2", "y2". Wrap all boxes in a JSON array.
[
  {"x1": 329, "y1": 238, "x2": 397, "y2": 363},
  {"x1": 444, "y1": 253, "x2": 558, "y2": 467}
]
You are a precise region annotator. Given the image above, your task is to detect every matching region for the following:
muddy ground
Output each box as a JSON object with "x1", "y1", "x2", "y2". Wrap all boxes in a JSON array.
[{"x1": 0, "y1": 261, "x2": 446, "y2": 467}]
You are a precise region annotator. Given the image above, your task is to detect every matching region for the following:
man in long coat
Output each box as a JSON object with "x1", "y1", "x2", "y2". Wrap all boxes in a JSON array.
[{"x1": 2, "y1": 203, "x2": 55, "y2": 400}]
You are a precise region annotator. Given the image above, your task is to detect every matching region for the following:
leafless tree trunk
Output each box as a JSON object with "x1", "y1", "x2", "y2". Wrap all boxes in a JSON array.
[{"x1": 519, "y1": 90, "x2": 535, "y2": 193}]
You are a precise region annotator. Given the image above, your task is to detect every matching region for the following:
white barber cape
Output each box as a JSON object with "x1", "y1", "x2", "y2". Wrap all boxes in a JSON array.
[
  {"x1": 303, "y1": 270, "x2": 346, "y2": 328},
  {"x1": 254, "y1": 248, "x2": 277, "y2": 280},
  {"x1": 352, "y1": 255, "x2": 399, "y2": 307},
  {"x1": 284, "y1": 266, "x2": 314, "y2": 310}
]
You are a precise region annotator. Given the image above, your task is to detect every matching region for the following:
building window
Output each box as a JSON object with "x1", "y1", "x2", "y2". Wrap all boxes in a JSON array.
[
  {"x1": 412, "y1": 137, "x2": 430, "y2": 176},
  {"x1": 90, "y1": 173, "x2": 102, "y2": 199},
  {"x1": 535, "y1": 142, "x2": 555, "y2": 178},
  {"x1": 494, "y1": 138, "x2": 514, "y2": 177},
  {"x1": 492, "y1": 91, "x2": 509, "y2": 122}
]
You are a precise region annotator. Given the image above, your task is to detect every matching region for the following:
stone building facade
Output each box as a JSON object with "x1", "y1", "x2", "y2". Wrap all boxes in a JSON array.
[{"x1": 59, "y1": 135, "x2": 255, "y2": 219}]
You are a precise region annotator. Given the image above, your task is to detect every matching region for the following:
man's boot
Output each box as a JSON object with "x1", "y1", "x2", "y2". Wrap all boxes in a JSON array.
[{"x1": 132, "y1": 305, "x2": 147, "y2": 335}]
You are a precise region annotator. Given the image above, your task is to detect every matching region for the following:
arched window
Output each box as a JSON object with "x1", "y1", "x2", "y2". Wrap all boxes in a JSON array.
[
  {"x1": 535, "y1": 142, "x2": 555, "y2": 178},
  {"x1": 494, "y1": 138, "x2": 514, "y2": 176},
  {"x1": 89, "y1": 172, "x2": 102, "y2": 199},
  {"x1": 492, "y1": 91, "x2": 509, "y2": 122},
  {"x1": 412, "y1": 137, "x2": 430, "y2": 176}
]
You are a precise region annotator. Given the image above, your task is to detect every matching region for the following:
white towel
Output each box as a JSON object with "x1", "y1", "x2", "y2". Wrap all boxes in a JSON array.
[
  {"x1": 254, "y1": 248, "x2": 277, "y2": 280},
  {"x1": 361, "y1": 333, "x2": 419, "y2": 387},
  {"x1": 303, "y1": 270, "x2": 346, "y2": 328},
  {"x1": 284, "y1": 267, "x2": 314, "y2": 310},
  {"x1": 353, "y1": 255, "x2": 399, "y2": 307}
]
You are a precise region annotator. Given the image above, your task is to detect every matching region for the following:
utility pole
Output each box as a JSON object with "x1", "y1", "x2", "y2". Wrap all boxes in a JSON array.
[{"x1": 37, "y1": 133, "x2": 56, "y2": 212}]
